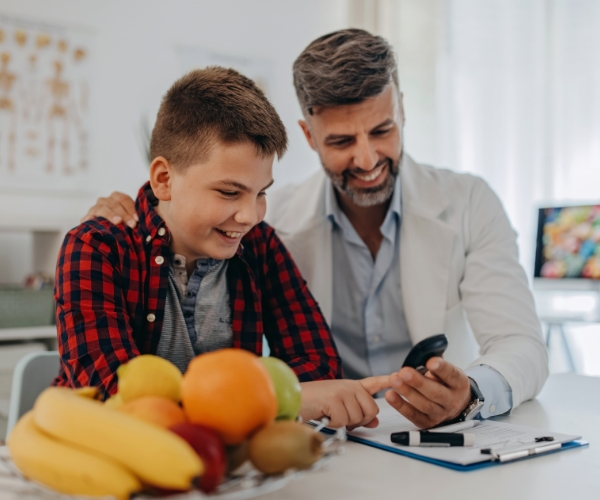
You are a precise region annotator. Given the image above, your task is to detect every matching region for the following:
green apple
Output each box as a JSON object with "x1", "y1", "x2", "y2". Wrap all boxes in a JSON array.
[{"x1": 259, "y1": 357, "x2": 302, "y2": 421}]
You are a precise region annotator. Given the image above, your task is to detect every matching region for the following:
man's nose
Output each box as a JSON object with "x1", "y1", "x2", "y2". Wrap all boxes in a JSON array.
[{"x1": 353, "y1": 136, "x2": 379, "y2": 171}]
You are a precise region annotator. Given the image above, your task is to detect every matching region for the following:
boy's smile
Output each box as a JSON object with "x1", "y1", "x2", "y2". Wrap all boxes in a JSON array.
[{"x1": 150, "y1": 140, "x2": 274, "y2": 272}]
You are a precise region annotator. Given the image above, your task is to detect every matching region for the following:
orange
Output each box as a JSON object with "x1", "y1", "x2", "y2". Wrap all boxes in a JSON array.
[
  {"x1": 181, "y1": 349, "x2": 277, "y2": 444},
  {"x1": 119, "y1": 396, "x2": 187, "y2": 428}
]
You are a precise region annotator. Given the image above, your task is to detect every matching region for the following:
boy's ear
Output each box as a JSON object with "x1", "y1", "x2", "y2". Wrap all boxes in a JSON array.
[{"x1": 149, "y1": 157, "x2": 172, "y2": 201}]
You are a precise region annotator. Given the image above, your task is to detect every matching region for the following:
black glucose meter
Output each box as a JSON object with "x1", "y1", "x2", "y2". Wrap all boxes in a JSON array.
[{"x1": 402, "y1": 334, "x2": 448, "y2": 375}]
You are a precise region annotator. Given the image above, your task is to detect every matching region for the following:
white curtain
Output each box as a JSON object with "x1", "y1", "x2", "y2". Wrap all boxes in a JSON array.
[
  {"x1": 438, "y1": 0, "x2": 600, "y2": 275},
  {"x1": 350, "y1": 0, "x2": 600, "y2": 276}
]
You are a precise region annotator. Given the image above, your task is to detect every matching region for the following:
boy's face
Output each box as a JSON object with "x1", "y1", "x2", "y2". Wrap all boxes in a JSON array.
[{"x1": 151, "y1": 141, "x2": 274, "y2": 262}]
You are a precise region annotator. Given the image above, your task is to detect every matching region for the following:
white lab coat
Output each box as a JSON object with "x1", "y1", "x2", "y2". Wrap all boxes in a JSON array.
[{"x1": 266, "y1": 154, "x2": 548, "y2": 408}]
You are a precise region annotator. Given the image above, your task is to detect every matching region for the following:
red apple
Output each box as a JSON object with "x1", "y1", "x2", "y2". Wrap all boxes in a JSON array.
[{"x1": 169, "y1": 423, "x2": 226, "y2": 493}]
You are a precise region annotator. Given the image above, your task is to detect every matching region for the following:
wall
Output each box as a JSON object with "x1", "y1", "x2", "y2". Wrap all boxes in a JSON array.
[{"x1": 0, "y1": 0, "x2": 349, "y2": 283}]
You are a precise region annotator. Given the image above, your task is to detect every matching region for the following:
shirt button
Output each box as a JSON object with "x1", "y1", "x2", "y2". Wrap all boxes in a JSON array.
[
  {"x1": 158, "y1": 227, "x2": 166, "y2": 236},
  {"x1": 155, "y1": 256, "x2": 165, "y2": 265},
  {"x1": 146, "y1": 313, "x2": 156, "y2": 323},
  {"x1": 373, "y1": 335, "x2": 381, "y2": 343},
  {"x1": 146, "y1": 235, "x2": 152, "y2": 242},
  {"x1": 185, "y1": 291, "x2": 194, "y2": 298},
  {"x1": 489, "y1": 404, "x2": 496, "y2": 413}
]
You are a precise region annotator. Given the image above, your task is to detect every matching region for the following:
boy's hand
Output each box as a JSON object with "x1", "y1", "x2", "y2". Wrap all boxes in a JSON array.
[
  {"x1": 299, "y1": 376, "x2": 391, "y2": 430},
  {"x1": 81, "y1": 192, "x2": 138, "y2": 228},
  {"x1": 385, "y1": 357, "x2": 471, "y2": 428}
]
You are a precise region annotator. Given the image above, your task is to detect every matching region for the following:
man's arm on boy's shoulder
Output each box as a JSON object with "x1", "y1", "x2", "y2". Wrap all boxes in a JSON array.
[
  {"x1": 259, "y1": 224, "x2": 342, "y2": 381},
  {"x1": 54, "y1": 221, "x2": 140, "y2": 398}
]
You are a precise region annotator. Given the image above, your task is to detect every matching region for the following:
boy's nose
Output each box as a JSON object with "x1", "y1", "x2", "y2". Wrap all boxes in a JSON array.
[{"x1": 233, "y1": 203, "x2": 259, "y2": 228}]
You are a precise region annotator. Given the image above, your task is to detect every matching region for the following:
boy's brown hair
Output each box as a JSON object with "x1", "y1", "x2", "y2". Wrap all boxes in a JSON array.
[{"x1": 150, "y1": 67, "x2": 287, "y2": 168}]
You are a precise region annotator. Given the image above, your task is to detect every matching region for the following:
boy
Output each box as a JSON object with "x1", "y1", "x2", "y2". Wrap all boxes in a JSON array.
[{"x1": 54, "y1": 67, "x2": 389, "y2": 429}]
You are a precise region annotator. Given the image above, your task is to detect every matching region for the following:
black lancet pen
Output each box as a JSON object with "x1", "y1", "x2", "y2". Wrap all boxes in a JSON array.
[{"x1": 391, "y1": 431, "x2": 476, "y2": 447}]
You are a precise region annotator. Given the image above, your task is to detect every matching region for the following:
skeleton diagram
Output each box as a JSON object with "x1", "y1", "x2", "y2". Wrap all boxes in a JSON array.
[
  {"x1": 20, "y1": 53, "x2": 43, "y2": 159},
  {"x1": 45, "y1": 59, "x2": 72, "y2": 174},
  {"x1": 0, "y1": 52, "x2": 17, "y2": 171}
]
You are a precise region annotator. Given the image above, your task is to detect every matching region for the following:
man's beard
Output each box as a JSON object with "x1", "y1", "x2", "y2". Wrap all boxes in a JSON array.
[{"x1": 323, "y1": 153, "x2": 402, "y2": 207}]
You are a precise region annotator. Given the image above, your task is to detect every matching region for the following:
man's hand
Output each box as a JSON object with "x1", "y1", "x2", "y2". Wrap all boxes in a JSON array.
[
  {"x1": 81, "y1": 192, "x2": 138, "y2": 228},
  {"x1": 385, "y1": 357, "x2": 471, "y2": 428},
  {"x1": 299, "y1": 376, "x2": 391, "y2": 430}
]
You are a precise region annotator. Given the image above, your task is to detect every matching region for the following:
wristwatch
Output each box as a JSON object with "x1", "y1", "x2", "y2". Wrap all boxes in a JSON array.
[{"x1": 446, "y1": 377, "x2": 485, "y2": 424}]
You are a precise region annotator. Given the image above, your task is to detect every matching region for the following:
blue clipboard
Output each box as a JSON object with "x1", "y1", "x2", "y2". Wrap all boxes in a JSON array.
[
  {"x1": 321, "y1": 428, "x2": 588, "y2": 471},
  {"x1": 346, "y1": 435, "x2": 588, "y2": 471}
]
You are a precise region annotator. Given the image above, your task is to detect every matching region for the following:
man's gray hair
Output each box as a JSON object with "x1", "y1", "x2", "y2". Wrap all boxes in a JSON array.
[{"x1": 293, "y1": 29, "x2": 399, "y2": 115}]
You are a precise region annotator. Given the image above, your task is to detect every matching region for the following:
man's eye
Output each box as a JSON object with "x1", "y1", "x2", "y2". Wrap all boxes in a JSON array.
[
  {"x1": 330, "y1": 139, "x2": 351, "y2": 147},
  {"x1": 372, "y1": 128, "x2": 391, "y2": 135},
  {"x1": 218, "y1": 190, "x2": 237, "y2": 197},
  {"x1": 258, "y1": 191, "x2": 267, "y2": 198}
]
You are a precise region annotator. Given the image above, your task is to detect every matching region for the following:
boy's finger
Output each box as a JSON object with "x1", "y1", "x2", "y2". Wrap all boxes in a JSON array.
[
  {"x1": 359, "y1": 375, "x2": 391, "y2": 395},
  {"x1": 355, "y1": 387, "x2": 380, "y2": 423},
  {"x1": 343, "y1": 395, "x2": 367, "y2": 428},
  {"x1": 325, "y1": 400, "x2": 351, "y2": 429}
]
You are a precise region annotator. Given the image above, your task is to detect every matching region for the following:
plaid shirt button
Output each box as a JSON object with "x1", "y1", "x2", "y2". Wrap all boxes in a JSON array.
[
  {"x1": 154, "y1": 256, "x2": 165, "y2": 265},
  {"x1": 147, "y1": 313, "x2": 156, "y2": 322},
  {"x1": 146, "y1": 235, "x2": 152, "y2": 242},
  {"x1": 158, "y1": 227, "x2": 166, "y2": 236}
]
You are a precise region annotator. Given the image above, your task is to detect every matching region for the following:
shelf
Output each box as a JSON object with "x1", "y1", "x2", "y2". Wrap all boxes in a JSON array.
[{"x1": 0, "y1": 326, "x2": 57, "y2": 342}]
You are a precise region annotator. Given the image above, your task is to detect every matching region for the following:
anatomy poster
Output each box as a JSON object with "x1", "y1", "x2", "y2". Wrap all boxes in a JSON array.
[{"x1": 0, "y1": 14, "x2": 92, "y2": 191}]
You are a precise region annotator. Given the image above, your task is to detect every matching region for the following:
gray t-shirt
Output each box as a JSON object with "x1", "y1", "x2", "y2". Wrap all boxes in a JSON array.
[{"x1": 156, "y1": 254, "x2": 233, "y2": 373}]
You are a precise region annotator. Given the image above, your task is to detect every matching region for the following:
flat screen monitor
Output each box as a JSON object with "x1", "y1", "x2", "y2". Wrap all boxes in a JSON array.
[{"x1": 534, "y1": 204, "x2": 600, "y2": 280}]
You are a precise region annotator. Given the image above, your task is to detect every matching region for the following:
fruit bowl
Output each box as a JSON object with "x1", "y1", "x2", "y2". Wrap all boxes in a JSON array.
[{"x1": 0, "y1": 426, "x2": 346, "y2": 500}]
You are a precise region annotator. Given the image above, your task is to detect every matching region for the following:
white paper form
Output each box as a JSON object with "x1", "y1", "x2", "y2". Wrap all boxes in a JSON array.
[{"x1": 348, "y1": 401, "x2": 581, "y2": 466}]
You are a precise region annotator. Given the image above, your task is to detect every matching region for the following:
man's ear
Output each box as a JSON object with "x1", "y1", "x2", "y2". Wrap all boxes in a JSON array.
[
  {"x1": 298, "y1": 120, "x2": 317, "y2": 151},
  {"x1": 149, "y1": 156, "x2": 172, "y2": 201},
  {"x1": 399, "y1": 91, "x2": 406, "y2": 127}
]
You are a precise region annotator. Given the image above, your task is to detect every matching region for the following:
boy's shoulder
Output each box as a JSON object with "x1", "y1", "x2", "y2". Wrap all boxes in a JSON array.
[{"x1": 64, "y1": 217, "x2": 142, "y2": 256}]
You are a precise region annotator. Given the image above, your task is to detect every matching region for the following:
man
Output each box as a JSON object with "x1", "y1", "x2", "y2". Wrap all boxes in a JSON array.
[{"x1": 83, "y1": 29, "x2": 548, "y2": 428}]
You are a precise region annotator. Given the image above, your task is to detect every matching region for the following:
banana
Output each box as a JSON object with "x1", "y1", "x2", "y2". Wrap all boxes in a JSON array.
[
  {"x1": 33, "y1": 387, "x2": 203, "y2": 490},
  {"x1": 8, "y1": 412, "x2": 141, "y2": 500}
]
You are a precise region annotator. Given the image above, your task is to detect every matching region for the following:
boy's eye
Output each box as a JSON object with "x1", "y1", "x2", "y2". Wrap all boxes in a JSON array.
[{"x1": 218, "y1": 190, "x2": 237, "y2": 197}]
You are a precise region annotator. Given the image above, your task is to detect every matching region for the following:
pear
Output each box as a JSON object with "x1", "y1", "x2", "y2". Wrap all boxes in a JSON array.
[
  {"x1": 259, "y1": 357, "x2": 302, "y2": 421},
  {"x1": 249, "y1": 421, "x2": 324, "y2": 474}
]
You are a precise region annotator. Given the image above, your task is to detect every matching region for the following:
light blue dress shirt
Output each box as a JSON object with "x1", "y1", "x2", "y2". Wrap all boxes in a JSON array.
[{"x1": 325, "y1": 176, "x2": 512, "y2": 418}]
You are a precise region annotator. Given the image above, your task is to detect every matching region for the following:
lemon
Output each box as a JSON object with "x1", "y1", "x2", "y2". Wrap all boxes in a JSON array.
[{"x1": 117, "y1": 355, "x2": 182, "y2": 403}]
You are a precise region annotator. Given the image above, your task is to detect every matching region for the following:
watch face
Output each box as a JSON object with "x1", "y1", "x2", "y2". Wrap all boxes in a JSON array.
[{"x1": 465, "y1": 401, "x2": 484, "y2": 421}]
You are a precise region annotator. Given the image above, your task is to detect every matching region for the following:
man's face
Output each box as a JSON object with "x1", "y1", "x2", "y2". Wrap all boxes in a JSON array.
[
  {"x1": 299, "y1": 85, "x2": 404, "y2": 207},
  {"x1": 153, "y1": 141, "x2": 273, "y2": 261}
]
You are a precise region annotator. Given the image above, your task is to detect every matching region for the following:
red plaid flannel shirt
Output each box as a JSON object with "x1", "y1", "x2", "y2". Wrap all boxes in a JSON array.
[{"x1": 53, "y1": 183, "x2": 341, "y2": 398}]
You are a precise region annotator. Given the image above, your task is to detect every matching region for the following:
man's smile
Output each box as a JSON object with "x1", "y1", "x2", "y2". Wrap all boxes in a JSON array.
[{"x1": 347, "y1": 162, "x2": 388, "y2": 188}]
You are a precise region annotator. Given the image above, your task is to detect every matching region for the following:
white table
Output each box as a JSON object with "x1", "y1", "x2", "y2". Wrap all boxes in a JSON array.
[
  {"x1": 0, "y1": 374, "x2": 596, "y2": 500},
  {"x1": 257, "y1": 373, "x2": 598, "y2": 500}
]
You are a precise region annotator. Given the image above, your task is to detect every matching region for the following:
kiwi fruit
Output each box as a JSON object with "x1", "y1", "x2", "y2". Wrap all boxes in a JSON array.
[{"x1": 249, "y1": 421, "x2": 325, "y2": 474}]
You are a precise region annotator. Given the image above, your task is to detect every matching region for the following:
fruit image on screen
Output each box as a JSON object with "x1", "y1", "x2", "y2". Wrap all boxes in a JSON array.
[{"x1": 534, "y1": 204, "x2": 600, "y2": 279}]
